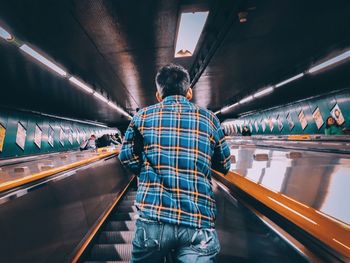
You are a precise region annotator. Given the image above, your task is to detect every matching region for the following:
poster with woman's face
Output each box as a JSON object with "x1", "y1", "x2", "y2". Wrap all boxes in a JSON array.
[
  {"x1": 298, "y1": 110, "x2": 308, "y2": 130},
  {"x1": 312, "y1": 107, "x2": 324, "y2": 129},
  {"x1": 331, "y1": 104, "x2": 345, "y2": 125}
]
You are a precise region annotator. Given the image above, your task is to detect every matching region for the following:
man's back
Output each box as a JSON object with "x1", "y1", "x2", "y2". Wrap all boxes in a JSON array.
[
  {"x1": 118, "y1": 64, "x2": 230, "y2": 262},
  {"x1": 119, "y1": 95, "x2": 231, "y2": 228}
]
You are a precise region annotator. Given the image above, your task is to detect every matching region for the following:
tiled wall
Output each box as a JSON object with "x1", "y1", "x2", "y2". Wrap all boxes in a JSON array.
[
  {"x1": 223, "y1": 89, "x2": 350, "y2": 135},
  {"x1": 0, "y1": 108, "x2": 119, "y2": 159}
]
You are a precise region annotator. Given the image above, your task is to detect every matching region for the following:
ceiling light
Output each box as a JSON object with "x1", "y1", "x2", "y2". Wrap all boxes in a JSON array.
[
  {"x1": 174, "y1": 11, "x2": 209, "y2": 58},
  {"x1": 93, "y1": 92, "x2": 109, "y2": 103},
  {"x1": 275, "y1": 73, "x2": 304, "y2": 88},
  {"x1": 308, "y1": 50, "x2": 350, "y2": 73},
  {"x1": 19, "y1": 44, "x2": 67, "y2": 77},
  {"x1": 108, "y1": 102, "x2": 132, "y2": 119},
  {"x1": 0, "y1": 26, "x2": 13, "y2": 41},
  {"x1": 221, "y1": 102, "x2": 239, "y2": 113},
  {"x1": 253, "y1": 86, "x2": 274, "y2": 98},
  {"x1": 238, "y1": 12, "x2": 248, "y2": 23},
  {"x1": 239, "y1": 95, "x2": 253, "y2": 104},
  {"x1": 69, "y1": 77, "x2": 94, "y2": 94}
]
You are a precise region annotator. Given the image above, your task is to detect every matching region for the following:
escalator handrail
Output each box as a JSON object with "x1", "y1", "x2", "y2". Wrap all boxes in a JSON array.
[
  {"x1": 70, "y1": 174, "x2": 135, "y2": 263},
  {"x1": 213, "y1": 169, "x2": 350, "y2": 260},
  {"x1": 0, "y1": 149, "x2": 119, "y2": 193}
]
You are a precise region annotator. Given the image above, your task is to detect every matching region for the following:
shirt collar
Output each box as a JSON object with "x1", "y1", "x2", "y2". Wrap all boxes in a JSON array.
[{"x1": 162, "y1": 95, "x2": 188, "y2": 103}]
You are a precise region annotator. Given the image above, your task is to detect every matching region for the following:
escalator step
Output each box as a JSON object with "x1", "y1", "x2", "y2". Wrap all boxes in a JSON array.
[
  {"x1": 105, "y1": 221, "x2": 135, "y2": 231},
  {"x1": 90, "y1": 244, "x2": 132, "y2": 261},
  {"x1": 118, "y1": 200, "x2": 135, "y2": 207},
  {"x1": 111, "y1": 212, "x2": 137, "y2": 221},
  {"x1": 124, "y1": 194, "x2": 137, "y2": 200},
  {"x1": 117, "y1": 205, "x2": 137, "y2": 213},
  {"x1": 98, "y1": 231, "x2": 134, "y2": 244}
]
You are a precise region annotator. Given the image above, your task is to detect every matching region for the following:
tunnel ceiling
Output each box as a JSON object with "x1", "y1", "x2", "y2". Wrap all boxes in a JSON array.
[{"x1": 1, "y1": 0, "x2": 350, "y2": 126}]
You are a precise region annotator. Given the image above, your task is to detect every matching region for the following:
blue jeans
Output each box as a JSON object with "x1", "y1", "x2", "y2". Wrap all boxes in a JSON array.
[{"x1": 131, "y1": 217, "x2": 220, "y2": 263}]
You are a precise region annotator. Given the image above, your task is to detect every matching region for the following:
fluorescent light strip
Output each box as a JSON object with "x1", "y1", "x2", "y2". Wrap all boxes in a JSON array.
[
  {"x1": 268, "y1": 197, "x2": 318, "y2": 225},
  {"x1": 108, "y1": 102, "x2": 132, "y2": 119},
  {"x1": 19, "y1": 44, "x2": 67, "y2": 77},
  {"x1": 308, "y1": 50, "x2": 350, "y2": 73},
  {"x1": 69, "y1": 77, "x2": 94, "y2": 94},
  {"x1": 0, "y1": 26, "x2": 13, "y2": 41},
  {"x1": 221, "y1": 102, "x2": 239, "y2": 113},
  {"x1": 275, "y1": 73, "x2": 304, "y2": 88},
  {"x1": 174, "y1": 11, "x2": 209, "y2": 57},
  {"x1": 253, "y1": 86, "x2": 274, "y2": 98},
  {"x1": 239, "y1": 95, "x2": 254, "y2": 104},
  {"x1": 93, "y1": 92, "x2": 109, "y2": 103},
  {"x1": 0, "y1": 27, "x2": 132, "y2": 120}
]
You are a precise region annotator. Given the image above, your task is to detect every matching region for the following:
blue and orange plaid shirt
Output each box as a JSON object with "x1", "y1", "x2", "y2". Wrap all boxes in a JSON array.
[{"x1": 118, "y1": 95, "x2": 231, "y2": 228}]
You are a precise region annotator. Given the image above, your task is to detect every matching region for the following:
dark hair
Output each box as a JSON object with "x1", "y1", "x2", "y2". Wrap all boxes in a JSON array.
[
  {"x1": 155, "y1": 64, "x2": 190, "y2": 99},
  {"x1": 326, "y1": 116, "x2": 336, "y2": 128}
]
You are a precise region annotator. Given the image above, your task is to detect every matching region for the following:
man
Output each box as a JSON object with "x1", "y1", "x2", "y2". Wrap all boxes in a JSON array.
[
  {"x1": 80, "y1": 134, "x2": 96, "y2": 150},
  {"x1": 118, "y1": 64, "x2": 231, "y2": 262}
]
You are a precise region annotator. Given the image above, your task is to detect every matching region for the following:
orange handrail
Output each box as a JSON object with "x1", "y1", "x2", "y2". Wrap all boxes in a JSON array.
[
  {"x1": 0, "y1": 149, "x2": 119, "y2": 192},
  {"x1": 71, "y1": 175, "x2": 135, "y2": 263},
  {"x1": 215, "y1": 170, "x2": 350, "y2": 259}
]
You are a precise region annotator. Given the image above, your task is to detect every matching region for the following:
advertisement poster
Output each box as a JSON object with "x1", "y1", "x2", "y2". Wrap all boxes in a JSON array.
[
  {"x1": 277, "y1": 115, "x2": 284, "y2": 131},
  {"x1": 254, "y1": 121, "x2": 259, "y2": 133},
  {"x1": 82, "y1": 131, "x2": 86, "y2": 141},
  {"x1": 331, "y1": 104, "x2": 345, "y2": 125},
  {"x1": 286, "y1": 113, "x2": 295, "y2": 131},
  {"x1": 268, "y1": 117, "x2": 274, "y2": 132},
  {"x1": 249, "y1": 122, "x2": 253, "y2": 133},
  {"x1": 298, "y1": 110, "x2": 308, "y2": 130},
  {"x1": 312, "y1": 107, "x2": 324, "y2": 129},
  {"x1": 0, "y1": 124, "x2": 6, "y2": 152},
  {"x1": 48, "y1": 126, "x2": 54, "y2": 147},
  {"x1": 261, "y1": 118, "x2": 266, "y2": 132},
  {"x1": 34, "y1": 125, "x2": 42, "y2": 148},
  {"x1": 59, "y1": 127, "x2": 65, "y2": 146},
  {"x1": 68, "y1": 129, "x2": 73, "y2": 145},
  {"x1": 75, "y1": 128, "x2": 80, "y2": 143},
  {"x1": 16, "y1": 122, "x2": 27, "y2": 150}
]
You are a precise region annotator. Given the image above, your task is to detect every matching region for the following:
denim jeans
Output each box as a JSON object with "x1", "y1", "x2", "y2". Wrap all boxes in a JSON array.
[{"x1": 131, "y1": 217, "x2": 220, "y2": 263}]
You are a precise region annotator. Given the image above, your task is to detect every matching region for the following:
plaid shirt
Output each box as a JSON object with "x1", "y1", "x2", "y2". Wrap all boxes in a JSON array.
[{"x1": 118, "y1": 95, "x2": 231, "y2": 228}]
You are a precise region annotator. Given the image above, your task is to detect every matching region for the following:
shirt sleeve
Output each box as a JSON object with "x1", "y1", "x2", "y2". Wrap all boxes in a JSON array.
[
  {"x1": 118, "y1": 114, "x2": 143, "y2": 174},
  {"x1": 211, "y1": 116, "x2": 231, "y2": 174}
]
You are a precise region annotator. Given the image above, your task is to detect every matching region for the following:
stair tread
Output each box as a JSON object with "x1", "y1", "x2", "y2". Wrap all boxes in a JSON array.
[
  {"x1": 105, "y1": 221, "x2": 135, "y2": 231},
  {"x1": 90, "y1": 244, "x2": 132, "y2": 261},
  {"x1": 97, "y1": 231, "x2": 134, "y2": 244}
]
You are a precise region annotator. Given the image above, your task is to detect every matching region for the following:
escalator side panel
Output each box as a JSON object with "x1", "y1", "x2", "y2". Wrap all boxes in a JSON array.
[{"x1": 0, "y1": 156, "x2": 132, "y2": 263}]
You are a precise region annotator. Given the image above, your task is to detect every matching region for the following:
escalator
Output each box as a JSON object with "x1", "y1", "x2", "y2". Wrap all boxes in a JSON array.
[
  {"x1": 78, "y1": 180, "x2": 310, "y2": 263},
  {"x1": 82, "y1": 189, "x2": 137, "y2": 262}
]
